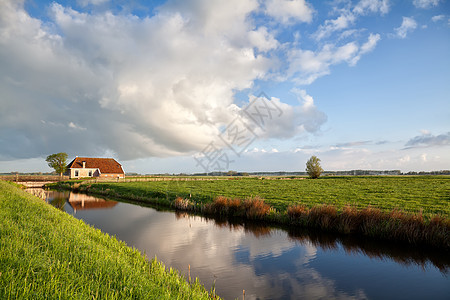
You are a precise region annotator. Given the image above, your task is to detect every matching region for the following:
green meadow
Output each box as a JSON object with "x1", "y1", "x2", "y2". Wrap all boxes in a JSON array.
[
  {"x1": 80, "y1": 176, "x2": 450, "y2": 218},
  {"x1": 0, "y1": 181, "x2": 215, "y2": 299}
]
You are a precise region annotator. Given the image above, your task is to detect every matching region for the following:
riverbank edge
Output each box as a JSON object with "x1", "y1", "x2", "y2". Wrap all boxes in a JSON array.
[
  {"x1": 50, "y1": 181, "x2": 449, "y2": 250},
  {"x1": 0, "y1": 181, "x2": 218, "y2": 299}
]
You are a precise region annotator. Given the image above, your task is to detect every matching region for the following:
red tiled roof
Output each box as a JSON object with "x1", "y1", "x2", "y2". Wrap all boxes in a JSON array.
[{"x1": 67, "y1": 157, "x2": 124, "y2": 174}]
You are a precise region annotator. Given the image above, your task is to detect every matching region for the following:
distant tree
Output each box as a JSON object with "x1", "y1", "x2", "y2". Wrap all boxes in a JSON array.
[
  {"x1": 46, "y1": 153, "x2": 68, "y2": 178},
  {"x1": 227, "y1": 170, "x2": 238, "y2": 176},
  {"x1": 306, "y1": 156, "x2": 323, "y2": 179}
]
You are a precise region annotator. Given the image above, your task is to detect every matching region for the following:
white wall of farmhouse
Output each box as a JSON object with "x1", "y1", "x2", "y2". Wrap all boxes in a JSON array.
[{"x1": 69, "y1": 168, "x2": 99, "y2": 179}]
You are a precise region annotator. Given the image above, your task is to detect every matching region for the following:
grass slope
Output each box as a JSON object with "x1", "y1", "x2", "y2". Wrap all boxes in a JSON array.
[{"x1": 0, "y1": 181, "x2": 215, "y2": 299}]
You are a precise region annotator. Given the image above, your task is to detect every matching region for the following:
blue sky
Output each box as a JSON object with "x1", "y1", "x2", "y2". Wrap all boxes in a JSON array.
[{"x1": 0, "y1": 0, "x2": 449, "y2": 174}]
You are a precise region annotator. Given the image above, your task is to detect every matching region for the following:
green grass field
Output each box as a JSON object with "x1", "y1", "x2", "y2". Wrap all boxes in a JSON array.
[
  {"x1": 0, "y1": 181, "x2": 215, "y2": 299},
  {"x1": 81, "y1": 176, "x2": 450, "y2": 218}
]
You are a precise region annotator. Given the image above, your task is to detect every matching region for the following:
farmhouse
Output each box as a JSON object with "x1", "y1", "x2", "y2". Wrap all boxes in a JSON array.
[{"x1": 67, "y1": 157, "x2": 125, "y2": 179}]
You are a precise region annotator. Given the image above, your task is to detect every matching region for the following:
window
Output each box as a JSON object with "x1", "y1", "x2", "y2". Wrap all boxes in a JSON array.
[
  {"x1": 75, "y1": 170, "x2": 79, "y2": 177},
  {"x1": 88, "y1": 170, "x2": 92, "y2": 177}
]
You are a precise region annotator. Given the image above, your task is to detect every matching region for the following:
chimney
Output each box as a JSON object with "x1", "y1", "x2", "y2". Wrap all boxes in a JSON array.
[{"x1": 82, "y1": 161, "x2": 86, "y2": 168}]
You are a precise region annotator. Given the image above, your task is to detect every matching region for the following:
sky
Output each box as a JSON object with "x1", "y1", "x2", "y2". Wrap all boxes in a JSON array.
[{"x1": 0, "y1": 0, "x2": 449, "y2": 174}]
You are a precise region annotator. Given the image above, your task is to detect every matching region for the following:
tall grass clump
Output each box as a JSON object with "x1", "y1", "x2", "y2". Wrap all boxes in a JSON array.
[
  {"x1": 242, "y1": 196, "x2": 271, "y2": 219},
  {"x1": 201, "y1": 196, "x2": 270, "y2": 219},
  {"x1": 0, "y1": 181, "x2": 216, "y2": 299},
  {"x1": 307, "y1": 205, "x2": 338, "y2": 230},
  {"x1": 174, "y1": 197, "x2": 195, "y2": 211},
  {"x1": 205, "y1": 196, "x2": 242, "y2": 216},
  {"x1": 286, "y1": 203, "x2": 449, "y2": 248}
]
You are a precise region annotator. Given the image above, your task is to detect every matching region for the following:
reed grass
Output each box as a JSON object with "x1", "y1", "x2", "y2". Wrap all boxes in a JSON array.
[
  {"x1": 286, "y1": 204, "x2": 449, "y2": 248},
  {"x1": 0, "y1": 181, "x2": 216, "y2": 299},
  {"x1": 200, "y1": 196, "x2": 271, "y2": 219}
]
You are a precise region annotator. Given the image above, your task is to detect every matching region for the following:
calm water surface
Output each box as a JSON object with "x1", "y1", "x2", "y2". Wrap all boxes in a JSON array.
[{"x1": 30, "y1": 189, "x2": 450, "y2": 300}]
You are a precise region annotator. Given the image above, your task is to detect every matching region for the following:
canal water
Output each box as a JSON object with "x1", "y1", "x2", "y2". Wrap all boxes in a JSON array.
[{"x1": 29, "y1": 189, "x2": 450, "y2": 300}]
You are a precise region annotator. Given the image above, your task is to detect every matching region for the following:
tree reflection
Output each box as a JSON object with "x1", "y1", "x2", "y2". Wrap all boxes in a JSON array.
[{"x1": 49, "y1": 192, "x2": 67, "y2": 210}]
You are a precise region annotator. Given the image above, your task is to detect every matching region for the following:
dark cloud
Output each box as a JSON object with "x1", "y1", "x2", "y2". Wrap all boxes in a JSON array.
[
  {"x1": 334, "y1": 141, "x2": 372, "y2": 148},
  {"x1": 404, "y1": 132, "x2": 450, "y2": 149}
]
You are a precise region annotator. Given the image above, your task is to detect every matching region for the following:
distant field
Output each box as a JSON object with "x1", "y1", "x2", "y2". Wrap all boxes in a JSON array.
[{"x1": 84, "y1": 176, "x2": 450, "y2": 218}]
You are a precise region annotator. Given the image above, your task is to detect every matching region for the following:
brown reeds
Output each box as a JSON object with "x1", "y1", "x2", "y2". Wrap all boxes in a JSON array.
[
  {"x1": 308, "y1": 205, "x2": 338, "y2": 230},
  {"x1": 286, "y1": 204, "x2": 450, "y2": 248},
  {"x1": 242, "y1": 196, "x2": 271, "y2": 219},
  {"x1": 202, "y1": 196, "x2": 271, "y2": 219},
  {"x1": 174, "y1": 197, "x2": 194, "y2": 210},
  {"x1": 287, "y1": 204, "x2": 309, "y2": 220},
  {"x1": 212, "y1": 196, "x2": 242, "y2": 215},
  {"x1": 174, "y1": 196, "x2": 448, "y2": 248}
]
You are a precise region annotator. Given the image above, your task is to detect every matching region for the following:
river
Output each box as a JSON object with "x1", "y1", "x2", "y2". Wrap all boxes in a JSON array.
[{"x1": 28, "y1": 188, "x2": 450, "y2": 300}]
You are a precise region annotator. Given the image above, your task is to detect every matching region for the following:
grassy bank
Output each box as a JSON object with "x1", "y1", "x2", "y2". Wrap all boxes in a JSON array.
[
  {"x1": 0, "y1": 181, "x2": 216, "y2": 299},
  {"x1": 51, "y1": 176, "x2": 450, "y2": 248}
]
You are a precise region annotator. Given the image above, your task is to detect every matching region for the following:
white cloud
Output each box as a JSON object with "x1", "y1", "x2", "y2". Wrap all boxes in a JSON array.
[
  {"x1": 287, "y1": 42, "x2": 357, "y2": 84},
  {"x1": 0, "y1": 0, "x2": 280, "y2": 160},
  {"x1": 313, "y1": 12, "x2": 356, "y2": 41},
  {"x1": 265, "y1": 0, "x2": 314, "y2": 24},
  {"x1": 313, "y1": 0, "x2": 388, "y2": 41},
  {"x1": 288, "y1": 34, "x2": 380, "y2": 83},
  {"x1": 399, "y1": 155, "x2": 411, "y2": 164},
  {"x1": 353, "y1": 0, "x2": 390, "y2": 15},
  {"x1": 350, "y1": 33, "x2": 381, "y2": 65},
  {"x1": 248, "y1": 26, "x2": 279, "y2": 52},
  {"x1": 239, "y1": 91, "x2": 327, "y2": 140},
  {"x1": 420, "y1": 153, "x2": 427, "y2": 162},
  {"x1": 68, "y1": 122, "x2": 87, "y2": 131},
  {"x1": 77, "y1": 0, "x2": 109, "y2": 7},
  {"x1": 413, "y1": 0, "x2": 441, "y2": 9},
  {"x1": 394, "y1": 17, "x2": 417, "y2": 39},
  {"x1": 431, "y1": 15, "x2": 445, "y2": 22},
  {"x1": 0, "y1": 0, "x2": 330, "y2": 162},
  {"x1": 360, "y1": 33, "x2": 381, "y2": 54}
]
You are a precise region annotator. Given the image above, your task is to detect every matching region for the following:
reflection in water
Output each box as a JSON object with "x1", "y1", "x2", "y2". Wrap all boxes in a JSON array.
[
  {"x1": 27, "y1": 189, "x2": 450, "y2": 300},
  {"x1": 26, "y1": 188, "x2": 69, "y2": 210},
  {"x1": 287, "y1": 228, "x2": 450, "y2": 275},
  {"x1": 26, "y1": 188, "x2": 118, "y2": 213},
  {"x1": 68, "y1": 193, "x2": 118, "y2": 213},
  {"x1": 177, "y1": 212, "x2": 272, "y2": 238},
  {"x1": 175, "y1": 212, "x2": 449, "y2": 275}
]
